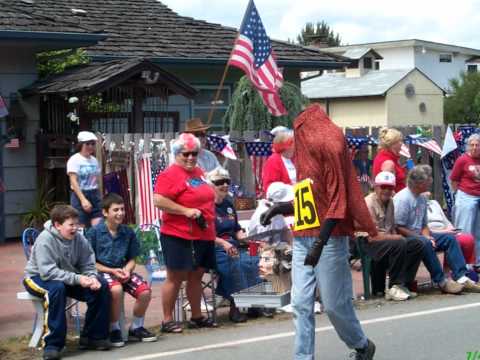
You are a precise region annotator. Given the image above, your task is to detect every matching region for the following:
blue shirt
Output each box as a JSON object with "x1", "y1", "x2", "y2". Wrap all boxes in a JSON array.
[
  {"x1": 393, "y1": 188, "x2": 428, "y2": 235},
  {"x1": 86, "y1": 221, "x2": 139, "y2": 268},
  {"x1": 215, "y1": 198, "x2": 241, "y2": 247}
]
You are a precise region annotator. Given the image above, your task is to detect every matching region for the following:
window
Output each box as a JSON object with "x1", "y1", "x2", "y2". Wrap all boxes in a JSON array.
[
  {"x1": 467, "y1": 64, "x2": 478, "y2": 73},
  {"x1": 347, "y1": 60, "x2": 359, "y2": 69},
  {"x1": 439, "y1": 53, "x2": 452, "y2": 63},
  {"x1": 192, "y1": 86, "x2": 231, "y2": 132},
  {"x1": 363, "y1": 57, "x2": 373, "y2": 69},
  {"x1": 374, "y1": 61, "x2": 380, "y2": 70}
]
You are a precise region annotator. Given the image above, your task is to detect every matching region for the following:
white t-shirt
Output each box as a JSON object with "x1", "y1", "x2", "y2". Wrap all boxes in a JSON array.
[
  {"x1": 281, "y1": 156, "x2": 296, "y2": 184},
  {"x1": 66, "y1": 153, "x2": 100, "y2": 191}
]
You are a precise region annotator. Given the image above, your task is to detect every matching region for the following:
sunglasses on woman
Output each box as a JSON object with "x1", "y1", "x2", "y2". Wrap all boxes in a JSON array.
[
  {"x1": 212, "y1": 179, "x2": 230, "y2": 186},
  {"x1": 181, "y1": 151, "x2": 199, "y2": 158}
]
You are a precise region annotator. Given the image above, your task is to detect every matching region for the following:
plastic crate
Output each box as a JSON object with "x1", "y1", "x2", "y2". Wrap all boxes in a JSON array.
[{"x1": 232, "y1": 281, "x2": 290, "y2": 308}]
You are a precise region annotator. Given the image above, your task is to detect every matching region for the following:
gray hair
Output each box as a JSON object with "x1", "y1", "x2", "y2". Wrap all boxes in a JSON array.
[
  {"x1": 171, "y1": 133, "x2": 201, "y2": 156},
  {"x1": 407, "y1": 164, "x2": 432, "y2": 188},
  {"x1": 466, "y1": 133, "x2": 480, "y2": 152},
  {"x1": 206, "y1": 166, "x2": 230, "y2": 184}
]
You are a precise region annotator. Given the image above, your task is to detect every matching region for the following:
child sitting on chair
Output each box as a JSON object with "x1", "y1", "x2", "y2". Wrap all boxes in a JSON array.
[
  {"x1": 23, "y1": 204, "x2": 110, "y2": 360},
  {"x1": 86, "y1": 193, "x2": 157, "y2": 347}
]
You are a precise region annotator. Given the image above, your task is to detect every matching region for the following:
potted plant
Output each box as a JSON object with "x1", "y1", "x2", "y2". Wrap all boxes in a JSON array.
[{"x1": 22, "y1": 184, "x2": 56, "y2": 230}]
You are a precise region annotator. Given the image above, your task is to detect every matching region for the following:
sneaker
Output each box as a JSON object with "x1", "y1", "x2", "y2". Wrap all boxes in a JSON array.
[
  {"x1": 128, "y1": 327, "x2": 158, "y2": 342},
  {"x1": 79, "y1": 337, "x2": 111, "y2": 351},
  {"x1": 462, "y1": 278, "x2": 480, "y2": 293},
  {"x1": 439, "y1": 279, "x2": 464, "y2": 294},
  {"x1": 109, "y1": 329, "x2": 125, "y2": 347},
  {"x1": 351, "y1": 339, "x2": 376, "y2": 360},
  {"x1": 43, "y1": 348, "x2": 61, "y2": 360},
  {"x1": 385, "y1": 285, "x2": 409, "y2": 301},
  {"x1": 399, "y1": 285, "x2": 418, "y2": 299},
  {"x1": 229, "y1": 307, "x2": 247, "y2": 323}
]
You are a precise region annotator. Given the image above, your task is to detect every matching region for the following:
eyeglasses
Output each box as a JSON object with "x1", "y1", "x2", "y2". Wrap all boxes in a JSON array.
[
  {"x1": 181, "y1": 151, "x2": 199, "y2": 158},
  {"x1": 84, "y1": 141, "x2": 96, "y2": 146},
  {"x1": 212, "y1": 179, "x2": 230, "y2": 186}
]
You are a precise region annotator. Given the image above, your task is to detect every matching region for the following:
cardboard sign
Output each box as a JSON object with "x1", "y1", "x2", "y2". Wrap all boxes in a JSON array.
[
  {"x1": 293, "y1": 179, "x2": 321, "y2": 231},
  {"x1": 110, "y1": 150, "x2": 130, "y2": 168}
]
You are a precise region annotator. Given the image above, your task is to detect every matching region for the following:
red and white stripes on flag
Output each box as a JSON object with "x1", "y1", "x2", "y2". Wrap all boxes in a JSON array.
[
  {"x1": 250, "y1": 155, "x2": 266, "y2": 198},
  {"x1": 136, "y1": 154, "x2": 161, "y2": 226},
  {"x1": 228, "y1": 0, "x2": 287, "y2": 116}
]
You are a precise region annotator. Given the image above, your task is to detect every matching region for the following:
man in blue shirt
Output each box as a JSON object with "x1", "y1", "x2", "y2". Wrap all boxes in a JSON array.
[{"x1": 87, "y1": 193, "x2": 157, "y2": 347}]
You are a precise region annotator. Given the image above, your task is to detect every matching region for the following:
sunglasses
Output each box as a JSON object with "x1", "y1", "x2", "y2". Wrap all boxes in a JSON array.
[
  {"x1": 181, "y1": 151, "x2": 199, "y2": 158},
  {"x1": 212, "y1": 179, "x2": 230, "y2": 186}
]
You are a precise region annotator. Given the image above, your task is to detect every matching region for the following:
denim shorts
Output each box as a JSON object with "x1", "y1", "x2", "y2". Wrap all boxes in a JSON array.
[
  {"x1": 70, "y1": 189, "x2": 103, "y2": 226},
  {"x1": 160, "y1": 233, "x2": 216, "y2": 271}
]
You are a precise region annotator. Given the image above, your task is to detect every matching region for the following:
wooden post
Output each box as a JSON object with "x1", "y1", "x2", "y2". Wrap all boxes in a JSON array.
[{"x1": 132, "y1": 87, "x2": 144, "y2": 133}]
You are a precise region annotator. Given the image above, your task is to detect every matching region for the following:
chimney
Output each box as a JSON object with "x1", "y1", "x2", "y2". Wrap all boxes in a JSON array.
[{"x1": 308, "y1": 35, "x2": 330, "y2": 48}]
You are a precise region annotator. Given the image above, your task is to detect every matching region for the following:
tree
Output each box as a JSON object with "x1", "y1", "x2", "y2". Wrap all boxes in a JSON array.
[
  {"x1": 223, "y1": 76, "x2": 309, "y2": 131},
  {"x1": 297, "y1": 21, "x2": 341, "y2": 47},
  {"x1": 36, "y1": 48, "x2": 89, "y2": 79},
  {"x1": 444, "y1": 72, "x2": 480, "y2": 124}
]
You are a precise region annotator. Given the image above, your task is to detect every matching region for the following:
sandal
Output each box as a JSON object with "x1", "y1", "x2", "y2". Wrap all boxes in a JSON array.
[
  {"x1": 188, "y1": 316, "x2": 218, "y2": 329},
  {"x1": 161, "y1": 321, "x2": 183, "y2": 333}
]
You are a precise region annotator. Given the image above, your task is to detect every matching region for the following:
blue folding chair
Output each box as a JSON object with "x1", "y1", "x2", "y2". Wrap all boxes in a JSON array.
[{"x1": 22, "y1": 228, "x2": 82, "y2": 335}]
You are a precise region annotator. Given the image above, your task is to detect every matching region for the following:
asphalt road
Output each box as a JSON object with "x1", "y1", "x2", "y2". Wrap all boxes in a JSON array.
[{"x1": 68, "y1": 293, "x2": 480, "y2": 360}]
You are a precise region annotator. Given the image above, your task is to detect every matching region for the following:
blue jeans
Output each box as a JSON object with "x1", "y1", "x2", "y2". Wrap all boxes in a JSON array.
[
  {"x1": 292, "y1": 236, "x2": 367, "y2": 360},
  {"x1": 454, "y1": 190, "x2": 480, "y2": 264},
  {"x1": 414, "y1": 233, "x2": 467, "y2": 283}
]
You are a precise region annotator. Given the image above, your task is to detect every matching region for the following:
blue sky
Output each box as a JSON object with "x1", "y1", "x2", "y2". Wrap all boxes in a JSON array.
[{"x1": 160, "y1": 0, "x2": 480, "y2": 49}]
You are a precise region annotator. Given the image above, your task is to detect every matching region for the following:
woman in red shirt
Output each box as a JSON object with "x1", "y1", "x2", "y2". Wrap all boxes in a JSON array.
[
  {"x1": 153, "y1": 133, "x2": 217, "y2": 333},
  {"x1": 451, "y1": 133, "x2": 480, "y2": 269},
  {"x1": 262, "y1": 129, "x2": 295, "y2": 193},
  {"x1": 372, "y1": 127, "x2": 406, "y2": 193}
]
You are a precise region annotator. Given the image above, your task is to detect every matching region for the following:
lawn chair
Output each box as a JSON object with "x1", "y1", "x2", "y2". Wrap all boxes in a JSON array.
[
  {"x1": 351, "y1": 236, "x2": 373, "y2": 299},
  {"x1": 17, "y1": 228, "x2": 82, "y2": 348}
]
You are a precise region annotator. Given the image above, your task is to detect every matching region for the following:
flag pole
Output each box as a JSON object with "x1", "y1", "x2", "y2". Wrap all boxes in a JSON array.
[{"x1": 206, "y1": 36, "x2": 238, "y2": 126}]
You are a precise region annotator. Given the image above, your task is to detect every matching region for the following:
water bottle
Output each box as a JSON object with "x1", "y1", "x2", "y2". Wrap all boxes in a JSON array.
[{"x1": 147, "y1": 249, "x2": 161, "y2": 272}]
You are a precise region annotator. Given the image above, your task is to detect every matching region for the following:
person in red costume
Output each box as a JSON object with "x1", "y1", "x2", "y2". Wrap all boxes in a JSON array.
[
  {"x1": 262, "y1": 129, "x2": 295, "y2": 193},
  {"x1": 372, "y1": 127, "x2": 406, "y2": 193},
  {"x1": 261, "y1": 104, "x2": 378, "y2": 360}
]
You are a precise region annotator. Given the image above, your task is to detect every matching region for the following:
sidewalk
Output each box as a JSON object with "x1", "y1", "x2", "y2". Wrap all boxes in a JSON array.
[{"x1": 0, "y1": 240, "x2": 433, "y2": 340}]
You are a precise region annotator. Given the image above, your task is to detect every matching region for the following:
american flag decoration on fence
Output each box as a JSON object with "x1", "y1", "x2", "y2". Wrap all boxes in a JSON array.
[
  {"x1": 454, "y1": 126, "x2": 478, "y2": 152},
  {"x1": 441, "y1": 126, "x2": 461, "y2": 217},
  {"x1": 245, "y1": 141, "x2": 272, "y2": 197},
  {"x1": 229, "y1": 0, "x2": 287, "y2": 116},
  {"x1": 136, "y1": 154, "x2": 162, "y2": 226},
  {"x1": 345, "y1": 135, "x2": 378, "y2": 150},
  {"x1": 404, "y1": 134, "x2": 443, "y2": 156},
  {"x1": 207, "y1": 135, "x2": 237, "y2": 160}
]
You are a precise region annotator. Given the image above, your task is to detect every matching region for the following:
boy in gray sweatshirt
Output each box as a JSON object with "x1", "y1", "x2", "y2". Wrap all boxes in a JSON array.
[{"x1": 23, "y1": 205, "x2": 110, "y2": 360}]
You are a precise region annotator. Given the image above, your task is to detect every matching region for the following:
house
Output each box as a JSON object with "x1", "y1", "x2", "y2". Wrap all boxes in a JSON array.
[
  {"x1": 322, "y1": 39, "x2": 480, "y2": 92},
  {"x1": 0, "y1": 0, "x2": 347, "y2": 239},
  {"x1": 302, "y1": 67, "x2": 445, "y2": 128}
]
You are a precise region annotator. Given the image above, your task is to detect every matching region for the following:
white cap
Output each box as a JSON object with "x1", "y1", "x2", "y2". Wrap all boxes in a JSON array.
[
  {"x1": 266, "y1": 182, "x2": 294, "y2": 202},
  {"x1": 77, "y1": 131, "x2": 97, "y2": 143},
  {"x1": 270, "y1": 126, "x2": 290, "y2": 136},
  {"x1": 374, "y1": 171, "x2": 396, "y2": 187}
]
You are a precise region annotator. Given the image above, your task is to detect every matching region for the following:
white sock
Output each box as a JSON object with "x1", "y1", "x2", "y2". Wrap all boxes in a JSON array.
[
  {"x1": 131, "y1": 316, "x2": 144, "y2": 330},
  {"x1": 110, "y1": 321, "x2": 120, "y2": 331},
  {"x1": 457, "y1": 276, "x2": 469, "y2": 284}
]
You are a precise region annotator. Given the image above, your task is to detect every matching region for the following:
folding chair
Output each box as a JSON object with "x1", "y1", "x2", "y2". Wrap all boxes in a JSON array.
[{"x1": 18, "y1": 228, "x2": 82, "y2": 347}]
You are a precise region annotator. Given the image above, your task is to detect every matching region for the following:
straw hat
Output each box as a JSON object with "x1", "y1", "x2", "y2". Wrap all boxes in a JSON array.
[{"x1": 184, "y1": 118, "x2": 210, "y2": 133}]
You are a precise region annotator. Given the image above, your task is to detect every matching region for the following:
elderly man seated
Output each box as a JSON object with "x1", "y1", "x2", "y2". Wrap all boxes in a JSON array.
[
  {"x1": 363, "y1": 172, "x2": 424, "y2": 300},
  {"x1": 393, "y1": 165, "x2": 480, "y2": 294}
]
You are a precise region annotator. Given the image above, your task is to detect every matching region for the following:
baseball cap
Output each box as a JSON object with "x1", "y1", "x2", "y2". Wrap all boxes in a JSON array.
[
  {"x1": 374, "y1": 171, "x2": 396, "y2": 187},
  {"x1": 266, "y1": 182, "x2": 294, "y2": 202},
  {"x1": 77, "y1": 131, "x2": 97, "y2": 143}
]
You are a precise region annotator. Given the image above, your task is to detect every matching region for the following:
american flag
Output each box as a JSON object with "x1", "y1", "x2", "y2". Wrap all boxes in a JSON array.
[
  {"x1": 0, "y1": 96, "x2": 8, "y2": 118},
  {"x1": 441, "y1": 127, "x2": 460, "y2": 217},
  {"x1": 229, "y1": 0, "x2": 287, "y2": 116},
  {"x1": 207, "y1": 135, "x2": 237, "y2": 160},
  {"x1": 245, "y1": 141, "x2": 272, "y2": 197},
  {"x1": 4, "y1": 138, "x2": 19, "y2": 149},
  {"x1": 346, "y1": 135, "x2": 377, "y2": 150},
  {"x1": 455, "y1": 126, "x2": 478, "y2": 152},
  {"x1": 136, "y1": 154, "x2": 161, "y2": 226},
  {"x1": 404, "y1": 134, "x2": 442, "y2": 156}
]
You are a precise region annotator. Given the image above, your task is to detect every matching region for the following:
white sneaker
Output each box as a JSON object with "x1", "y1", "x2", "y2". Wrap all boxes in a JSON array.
[{"x1": 385, "y1": 285, "x2": 410, "y2": 301}]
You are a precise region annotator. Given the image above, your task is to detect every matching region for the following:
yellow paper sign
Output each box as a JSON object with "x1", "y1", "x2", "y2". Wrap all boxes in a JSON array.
[{"x1": 293, "y1": 179, "x2": 321, "y2": 231}]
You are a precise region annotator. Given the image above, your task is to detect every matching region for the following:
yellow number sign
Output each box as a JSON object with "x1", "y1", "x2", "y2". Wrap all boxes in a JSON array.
[{"x1": 293, "y1": 179, "x2": 321, "y2": 231}]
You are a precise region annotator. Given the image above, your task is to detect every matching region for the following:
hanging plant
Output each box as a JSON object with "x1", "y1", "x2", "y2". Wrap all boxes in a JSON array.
[{"x1": 223, "y1": 76, "x2": 309, "y2": 131}]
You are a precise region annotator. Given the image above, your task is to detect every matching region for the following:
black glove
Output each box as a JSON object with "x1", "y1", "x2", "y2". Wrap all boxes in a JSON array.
[
  {"x1": 260, "y1": 201, "x2": 294, "y2": 226},
  {"x1": 304, "y1": 219, "x2": 338, "y2": 267},
  {"x1": 195, "y1": 213, "x2": 208, "y2": 230}
]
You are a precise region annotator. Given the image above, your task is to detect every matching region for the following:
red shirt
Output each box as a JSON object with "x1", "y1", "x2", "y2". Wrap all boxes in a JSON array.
[
  {"x1": 262, "y1": 152, "x2": 292, "y2": 193},
  {"x1": 372, "y1": 149, "x2": 406, "y2": 193},
  {"x1": 154, "y1": 164, "x2": 216, "y2": 240},
  {"x1": 450, "y1": 154, "x2": 480, "y2": 196},
  {"x1": 292, "y1": 104, "x2": 377, "y2": 238}
]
